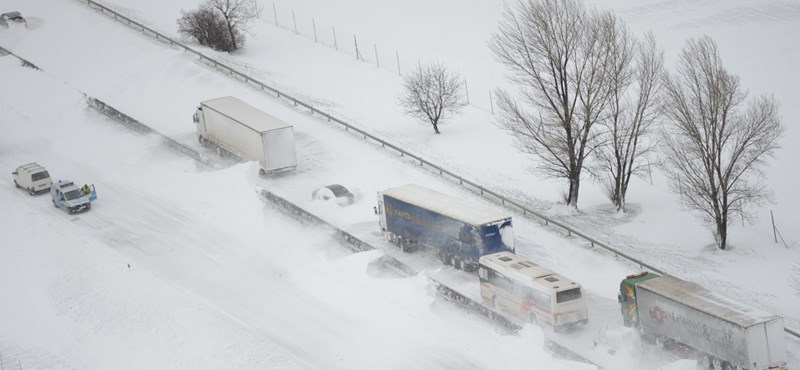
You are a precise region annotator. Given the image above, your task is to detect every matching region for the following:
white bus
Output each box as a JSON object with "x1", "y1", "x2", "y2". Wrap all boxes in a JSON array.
[{"x1": 478, "y1": 252, "x2": 588, "y2": 331}]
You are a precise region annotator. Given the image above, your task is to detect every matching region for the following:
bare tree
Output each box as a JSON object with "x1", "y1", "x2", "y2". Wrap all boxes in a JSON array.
[
  {"x1": 661, "y1": 36, "x2": 784, "y2": 250},
  {"x1": 178, "y1": 7, "x2": 230, "y2": 51},
  {"x1": 399, "y1": 61, "x2": 466, "y2": 134},
  {"x1": 489, "y1": 0, "x2": 617, "y2": 208},
  {"x1": 206, "y1": 0, "x2": 261, "y2": 52},
  {"x1": 177, "y1": 0, "x2": 260, "y2": 52},
  {"x1": 593, "y1": 31, "x2": 664, "y2": 212}
]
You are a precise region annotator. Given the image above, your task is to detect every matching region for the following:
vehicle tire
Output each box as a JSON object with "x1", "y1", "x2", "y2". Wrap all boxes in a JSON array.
[
  {"x1": 28, "y1": 187, "x2": 35, "y2": 196},
  {"x1": 450, "y1": 256, "x2": 459, "y2": 269},
  {"x1": 52, "y1": 199, "x2": 57, "y2": 207},
  {"x1": 198, "y1": 136, "x2": 206, "y2": 145},
  {"x1": 698, "y1": 355, "x2": 711, "y2": 369},
  {"x1": 655, "y1": 336, "x2": 666, "y2": 350},
  {"x1": 87, "y1": 203, "x2": 92, "y2": 210},
  {"x1": 439, "y1": 250, "x2": 449, "y2": 265},
  {"x1": 258, "y1": 168, "x2": 266, "y2": 176},
  {"x1": 712, "y1": 358, "x2": 723, "y2": 370},
  {"x1": 721, "y1": 362, "x2": 734, "y2": 370},
  {"x1": 457, "y1": 258, "x2": 467, "y2": 270}
]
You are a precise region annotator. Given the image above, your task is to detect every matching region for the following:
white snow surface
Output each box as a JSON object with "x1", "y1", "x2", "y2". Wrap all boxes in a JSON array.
[{"x1": 1, "y1": 0, "x2": 798, "y2": 368}]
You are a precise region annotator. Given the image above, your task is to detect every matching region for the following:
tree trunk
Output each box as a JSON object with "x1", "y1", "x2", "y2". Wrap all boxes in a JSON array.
[
  {"x1": 716, "y1": 220, "x2": 728, "y2": 250},
  {"x1": 568, "y1": 177, "x2": 580, "y2": 208},
  {"x1": 432, "y1": 121, "x2": 440, "y2": 134}
]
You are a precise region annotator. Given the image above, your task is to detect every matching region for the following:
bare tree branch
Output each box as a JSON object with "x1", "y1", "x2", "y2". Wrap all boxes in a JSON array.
[
  {"x1": 660, "y1": 36, "x2": 784, "y2": 250},
  {"x1": 593, "y1": 30, "x2": 664, "y2": 212},
  {"x1": 399, "y1": 62, "x2": 466, "y2": 134},
  {"x1": 490, "y1": 0, "x2": 618, "y2": 208}
]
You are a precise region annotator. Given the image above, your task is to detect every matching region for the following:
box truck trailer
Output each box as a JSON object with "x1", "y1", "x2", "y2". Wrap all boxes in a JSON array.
[
  {"x1": 375, "y1": 184, "x2": 515, "y2": 271},
  {"x1": 620, "y1": 272, "x2": 787, "y2": 370},
  {"x1": 193, "y1": 97, "x2": 297, "y2": 174}
]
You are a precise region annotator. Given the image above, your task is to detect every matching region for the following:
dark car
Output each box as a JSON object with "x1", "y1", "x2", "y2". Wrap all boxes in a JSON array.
[{"x1": 312, "y1": 184, "x2": 355, "y2": 206}]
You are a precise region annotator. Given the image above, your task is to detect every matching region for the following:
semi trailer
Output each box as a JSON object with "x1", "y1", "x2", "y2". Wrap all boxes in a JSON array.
[
  {"x1": 620, "y1": 272, "x2": 787, "y2": 370},
  {"x1": 376, "y1": 184, "x2": 514, "y2": 271},
  {"x1": 193, "y1": 96, "x2": 297, "y2": 174}
]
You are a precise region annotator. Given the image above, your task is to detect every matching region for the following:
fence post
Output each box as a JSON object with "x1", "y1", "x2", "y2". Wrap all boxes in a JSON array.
[
  {"x1": 771, "y1": 210, "x2": 777, "y2": 243},
  {"x1": 292, "y1": 10, "x2": 297, "y2": 34},
  {"x1": 272, "y1": 3, "x2": 278, "y2": 26},
  {"x1": 396, "y1": 51, "x2": 401, "y2": 76},
  {"x1": 489, "y1": 89, "x2": 494, "y2": 114},
  {"x1": 464, "y1": 79, "x2": 470, "y2": 104},
  {"x1": 312, "y1": 19, "x2": 318, "y2": 43},
  {"x1": 374, "y1": 44, "x2": 380, "y2": 67},
  {"x1": 332, "y1": 26, "x2": 338, "y2": 50},
  {"x1": 353, "y1": 35, "x2": 361, "y2": 60}
]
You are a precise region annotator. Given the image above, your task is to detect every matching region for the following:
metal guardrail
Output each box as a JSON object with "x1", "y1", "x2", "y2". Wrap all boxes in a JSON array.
[{"x1": 81, "y1": 0, "x2": 800, "y2": 340}]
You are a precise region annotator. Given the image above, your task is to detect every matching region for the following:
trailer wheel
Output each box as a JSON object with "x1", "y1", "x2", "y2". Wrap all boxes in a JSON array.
[
  {"x1": 439, "y1": 250, "x2": 449, "y2": 265},
  {"x1": 698, "y1": 355, "x2": 711, "y2": 369},
  {"x1": 450, "y1": 256, "x2": 458, "y2": 269}
]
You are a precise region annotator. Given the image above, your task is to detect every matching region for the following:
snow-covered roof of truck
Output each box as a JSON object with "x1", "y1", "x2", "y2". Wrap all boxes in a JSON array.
[
  {"x1": 201, "y1": 96, "x2": 291, "y2": 133},
  {"x1": 638, "y1": 275, "x2": 782, "y2": 328},
  {"x1": 381, "y1": 184, "x2": 511, "y2": 227}
]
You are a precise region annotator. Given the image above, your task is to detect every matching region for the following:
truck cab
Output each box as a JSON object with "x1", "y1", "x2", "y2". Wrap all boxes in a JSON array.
[
  {"x1": 51, "y1": 180, "x2": 97, "y2": 214},
  {"x1": 12, "y1": 162, "x2": 52, "y2": 195},
  {"x1": 618, "y1": 271, "x2": 659, "y2": 327}
]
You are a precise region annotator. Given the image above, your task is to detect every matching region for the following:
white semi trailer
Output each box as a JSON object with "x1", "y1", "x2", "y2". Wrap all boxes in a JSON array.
[
  {"x1": 193, "y1": 96, "x2": 297, "y2": 174},
  {"x1": 620, "y1": 272, "x2": 787, "y2": 370}
]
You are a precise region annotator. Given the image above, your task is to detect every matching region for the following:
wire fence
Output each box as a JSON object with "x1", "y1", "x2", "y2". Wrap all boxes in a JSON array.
[
  {"x1": 80, "y1": 0, "x2": 799, "y2": 340},
  {"x1": 0, "y1": 351, "x2": 23, "y2": 370},
  {"x1": 268, "y1": 2, "x2": 498, "y2": 112}
]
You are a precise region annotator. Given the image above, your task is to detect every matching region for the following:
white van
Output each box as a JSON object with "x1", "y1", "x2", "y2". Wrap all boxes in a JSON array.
[{"x1": 13, "y1": 162, "x2": 52, "y2": 195}]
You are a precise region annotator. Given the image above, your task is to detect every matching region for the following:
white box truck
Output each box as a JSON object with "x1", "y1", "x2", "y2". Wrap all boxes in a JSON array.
[
  {"x1": 193, "y1": 97, "x2": 297, "y2": 174},
  {"x1": 620, "y1": 272, "x2": 787, "y2": 370}
]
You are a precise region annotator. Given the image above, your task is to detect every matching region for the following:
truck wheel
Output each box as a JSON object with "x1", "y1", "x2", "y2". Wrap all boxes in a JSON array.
[
  {"x1": 450, "y1": 256, "x2": 459, "y2": 269},
  {"x1": 698, "y1": 355, "x2": 711, "y2": 369},
  {"x1": 52, "y1": 199, "x2": 57, "y2": 207},
  {"x1": 721, "y1": 362, "x2": 733, "y2": 370},
  {"x1": 712, "y1": 358, "x2": 723, "y2": 370},
  {"x1": 439, "y1": 250, "x2": 449, "y2": 265},
  {"x1": 28, "y1": 187, "x2": 35, "y2": 195},
  {"x1": 198, "y1": 136, "x2": 206, "y2": 145}
]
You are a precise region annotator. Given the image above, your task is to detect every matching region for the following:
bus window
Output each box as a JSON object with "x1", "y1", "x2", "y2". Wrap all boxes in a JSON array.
[{"x1": 556, "y1": 288, "x2": 582, "y2": 303}]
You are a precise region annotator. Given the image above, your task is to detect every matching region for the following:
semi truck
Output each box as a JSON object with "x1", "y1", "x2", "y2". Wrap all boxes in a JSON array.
[
  {"x1": 619, "y1": 272, "x2": 787, "y2": 370},
  {"x1": 375, "y1": 184, "x2": 515, "y2": 271},
  {"x1": 193, "y1": 96, "x2": 297, "y2": 174}
]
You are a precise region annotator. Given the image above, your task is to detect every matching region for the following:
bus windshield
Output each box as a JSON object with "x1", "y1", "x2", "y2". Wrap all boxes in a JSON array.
[{"x1": 556, "y1": 288, "x2": 582, "y2": 303}]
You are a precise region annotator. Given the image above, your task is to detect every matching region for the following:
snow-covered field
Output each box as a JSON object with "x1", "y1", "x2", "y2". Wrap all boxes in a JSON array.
[{"x1": 1, "y1": 0, "x2": 798, "y2": 368}]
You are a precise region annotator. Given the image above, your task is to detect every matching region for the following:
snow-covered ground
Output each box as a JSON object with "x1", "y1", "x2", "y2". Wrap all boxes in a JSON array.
[{"x1": 1, "y1": 0, "x2": 798, "y2": 368}]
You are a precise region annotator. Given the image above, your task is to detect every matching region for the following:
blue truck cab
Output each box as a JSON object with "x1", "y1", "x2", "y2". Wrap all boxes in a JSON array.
[
  {"x1": 377, "y1": 184, "x2": 515, "y2": 271},
  {"x1": 51, "y1": 180, "x2": 97, "y2": 214}
]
